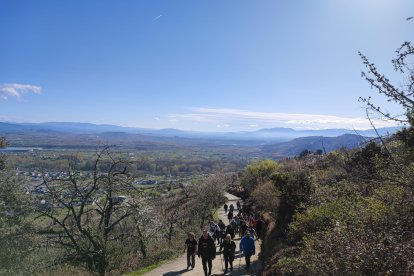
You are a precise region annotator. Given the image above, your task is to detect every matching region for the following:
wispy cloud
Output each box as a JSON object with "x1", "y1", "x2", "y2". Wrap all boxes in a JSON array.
[
  {"x1": 216, "y1": 124, "x2": 231, "y2": 128},
  {"x1": 152, "y1": 14, "x2": 163, "y2": 22},
  {"x1": 0, "y1": 83, "x2": 41, "y2": 101},
  {"x1": 168, "y1": 107, "x2": 398, "y2": 130}
]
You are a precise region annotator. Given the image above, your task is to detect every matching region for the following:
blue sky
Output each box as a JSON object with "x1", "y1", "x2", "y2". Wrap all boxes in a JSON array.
[{"x1": 0, "y1": 0, "x2": 413, "y2": 131}]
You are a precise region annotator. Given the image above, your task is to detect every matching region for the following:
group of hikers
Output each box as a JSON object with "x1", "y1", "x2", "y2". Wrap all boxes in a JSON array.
[{"x1": 184, "y1": 200, "x2": 265, "y2": 275}]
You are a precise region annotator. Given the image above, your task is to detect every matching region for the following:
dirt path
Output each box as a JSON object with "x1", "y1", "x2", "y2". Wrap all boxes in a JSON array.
[{"x1": 144, "y1": 192, "x2": 261, "y2": 276}]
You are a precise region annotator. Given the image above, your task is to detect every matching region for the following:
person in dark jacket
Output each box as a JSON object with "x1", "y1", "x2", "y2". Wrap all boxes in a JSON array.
[
  {"x1": 239, "y1": 220, "x2": 247, "y2": 237},
  {"x1": 198, "y1": 229, "x2": 216, "y2": 276},
  {"x1": 256, "y1": 217, "x2": 265, "y2": 240},
  {"x1": 225, "y1": 224, "x2": 235, "y2": 240},
  {"x1": 246, "y1": 225, "x2": 257, "y2": 240},
  {"x1": 219, "y1": 234, "x2": 236, "y2": 273},
  {"x1": 185, "y1": 232, "x2": 197, "y2": 270},
  {"x1": 218, "y1": 219, "x2": 226, "y2": 231},
  {"x1": 233, "y1": 215, "x2": 240, "y2": 234},
  {"x1": 240, "y1": 231, "x2": 255, "y2": 271},
  {"x1": 218, "y1": 220, "x2": 226, "y2": 244},
  {"x1": 227, "y1": 210, "x2": 233, "y2": 224}
]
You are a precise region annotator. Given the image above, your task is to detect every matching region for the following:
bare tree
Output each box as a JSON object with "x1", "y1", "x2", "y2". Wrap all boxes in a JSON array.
[
  {"x1": 358, "y1": 18, "x2": 414, "y2": 190},
  {"x1": 359, "y1": 18, "x2": 414, "y2": 124},
  {"x1": 157, "y1": 174, "x2": 230, "y2": 240},
  {"x1": 128, "y1": 196, "x2": 163, "y2": 259},
  {"x1": 193, "y1": 174, "x2": 227, "y2": 228},
  {"x1": 35, "y1": 147, "x2": 137, "y2": 275},
  {"x1": 158, "y1": 193, "x2": 194, "y2": 243}
]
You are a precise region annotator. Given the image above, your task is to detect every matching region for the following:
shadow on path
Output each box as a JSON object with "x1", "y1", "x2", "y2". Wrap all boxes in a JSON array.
[{"x1": 162, "y1": 268, "x2": 190, "y2": 275}]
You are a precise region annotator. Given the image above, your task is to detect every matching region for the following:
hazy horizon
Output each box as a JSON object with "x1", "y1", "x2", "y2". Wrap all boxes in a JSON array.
[{"x1": 0, "y1": 119, "x2": 402, "y2": 133}]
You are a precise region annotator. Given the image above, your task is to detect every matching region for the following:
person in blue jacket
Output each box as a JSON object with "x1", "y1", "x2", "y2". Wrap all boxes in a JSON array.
[{"x1": 239, "y1": 230, "x2": 255, "y2": 271}]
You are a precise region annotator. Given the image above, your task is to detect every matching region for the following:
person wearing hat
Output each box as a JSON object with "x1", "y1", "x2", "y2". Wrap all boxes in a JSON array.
[{"x1": 185, "y1": 232, "x2": 198, "y2": 270}]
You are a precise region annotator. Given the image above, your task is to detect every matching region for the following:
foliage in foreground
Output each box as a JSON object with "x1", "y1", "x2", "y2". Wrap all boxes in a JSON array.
[
  {"x1": 242, "y1": 137, "x2": 414, "y2": 275},
  {"x1": 241, "y1": 23, "x2": 414, "y2": 274}
]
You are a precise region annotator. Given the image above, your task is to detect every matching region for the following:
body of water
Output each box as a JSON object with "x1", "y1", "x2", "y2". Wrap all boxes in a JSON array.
[{"x1": 0, "y1": 147, "x2": 43, "y2": 152}]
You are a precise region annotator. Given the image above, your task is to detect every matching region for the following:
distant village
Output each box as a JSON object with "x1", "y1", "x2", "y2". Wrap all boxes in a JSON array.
[{"x1": 15, "y1": 168, "x2": 194, "y2": 210}]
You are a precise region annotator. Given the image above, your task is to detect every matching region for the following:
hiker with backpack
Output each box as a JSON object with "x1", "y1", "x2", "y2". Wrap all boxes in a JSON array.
[
  {"x1": 240, "y1": 231, "x2": 255, "y2": 272},
  {"x1": 198, "y1": 229, "x2": 216, "y2": 276},
  {"x1": 219, "y1": 234, "x2": 236, "y2": 273},
  {"x1": 185, "y1": 232, "x2": 197, "y2": 270},
  {"x1": 223, "y1": 203, "x2": 228, "y2": 213},
  {"x1": 209, "y1": 221, "x2": 220, "y2": 245}
]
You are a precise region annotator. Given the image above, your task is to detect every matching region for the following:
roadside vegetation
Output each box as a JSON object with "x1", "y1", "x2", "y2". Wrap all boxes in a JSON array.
[{"x1": 239, "y1": 22, "x2": 414, "y2": 275}]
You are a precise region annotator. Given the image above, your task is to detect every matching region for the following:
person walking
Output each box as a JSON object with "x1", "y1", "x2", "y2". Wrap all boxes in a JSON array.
[
  {"x1": 233, "y1": 215, "x2": 240, "y2": 235},
  {"x1": 219, "y1": 234, "x2": 236, "y2": 273},
  {"x1": 218, "y1": 219, "x2": 226, "y2": 232},
  {"x1": 224, "y1": 203, "x2": 228, "y2": 213},
  {"x1": 230, "y1": 218, "x2": 237, "y2": 236},
  {"x1": 239, "y1": 220, "x2": 247, "y2": 237},
  {"x1": 227, "y1": 210, "x2": 233, "y2": 224},
  {"x1": 209, "y1": 221, "x2": 220, "y2": 245},
  {"x1": 246, "y1": 225, "x2": 257, "y2": 240},
  {"x1": 240, "y1": 231, "x2": 255, "y2": 272},
  {"x1": 185, "y1": 232, "x2": 197, "y2": 270},
  {"x1": 198, "y1": 229, "x2": 216, "y2": 276},
  {"x1": 256, "y1": 216, "x2": 265, "y2": 240},
  {"x1": 225, "y1": 224, "x2": 235, "y2": 240},
  {"x1": 218, "y1": 219, "x2": 226, "y2": 245},
  {"x1": 217, "y1": 220, "x2": 226, "y2": 245}
]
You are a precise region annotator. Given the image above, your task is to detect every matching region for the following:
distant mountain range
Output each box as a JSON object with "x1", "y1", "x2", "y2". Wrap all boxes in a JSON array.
[
  {"x1": 0, "y1": 121, "x2": 402, "y2": 157},
  {"x1": 261, "y1": 134, "x2": 370, "y2": 157},
  {"x1": 0, "y1": 122, "x2": 401, "y2": 141}
]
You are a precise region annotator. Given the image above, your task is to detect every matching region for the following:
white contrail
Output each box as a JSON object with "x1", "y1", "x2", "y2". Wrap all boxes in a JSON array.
[{"x1": 152, "y1": 14, "x2": 163, "y2": 22}]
